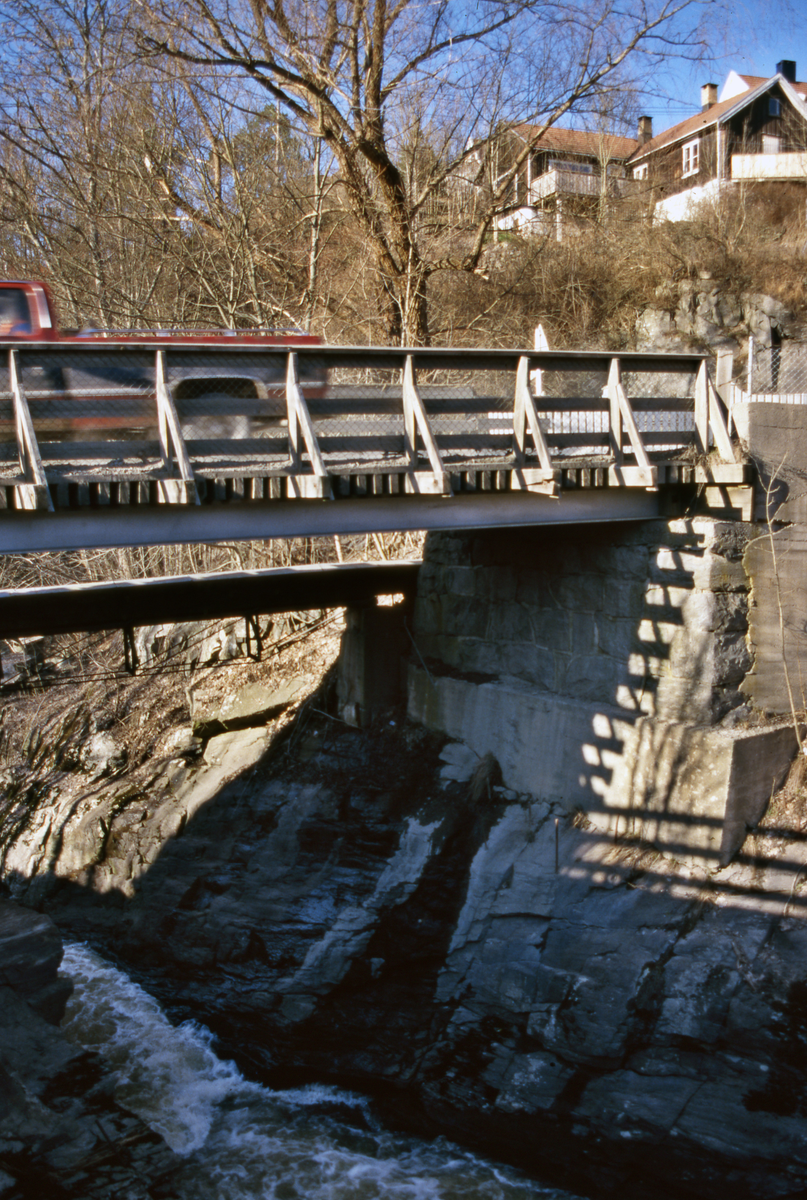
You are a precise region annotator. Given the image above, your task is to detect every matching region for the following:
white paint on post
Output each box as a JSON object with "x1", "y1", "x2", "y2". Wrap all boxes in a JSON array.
[
  {"x1": 9, "y1": 349, "x2": 52, "y2": 511},
  {"x1": 154, "y1": 350, "x2": 199, "y2": 504}
]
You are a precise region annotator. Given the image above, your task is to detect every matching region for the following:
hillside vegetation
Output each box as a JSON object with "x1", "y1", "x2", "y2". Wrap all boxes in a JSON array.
[{"x1": 456, "y1": 184, "x2": 807, "y2": 352}]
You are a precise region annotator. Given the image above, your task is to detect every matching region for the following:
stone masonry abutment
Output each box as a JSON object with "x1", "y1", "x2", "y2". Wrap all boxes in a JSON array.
[
  {"x1": 405, "y1": 519, "x2": 798, "y2": 866},
  {"x1": 335, "y1": 401, "x2": 807, "y2": 867}
]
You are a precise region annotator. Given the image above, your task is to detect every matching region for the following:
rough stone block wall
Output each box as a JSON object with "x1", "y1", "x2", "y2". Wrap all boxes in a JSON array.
[{"x1": 412, "y1": 519, "x2": 754, "y2": 726}]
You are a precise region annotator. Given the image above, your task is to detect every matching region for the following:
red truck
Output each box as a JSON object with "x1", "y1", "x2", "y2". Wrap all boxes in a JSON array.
[
  {"x1": 0, "y1": 281, "x2": 321, "y2": 348},
  {"x1": 0, "y1": 281, "x2": 58, "y2": 339},
  {"x1": 0, "y1": 280, "x2": 324, "y2": 442}
]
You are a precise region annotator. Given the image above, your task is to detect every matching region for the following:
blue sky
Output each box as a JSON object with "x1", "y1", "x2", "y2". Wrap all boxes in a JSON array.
[{"x1": 636, "y1": 3, "x2": 807, "y2": 132}]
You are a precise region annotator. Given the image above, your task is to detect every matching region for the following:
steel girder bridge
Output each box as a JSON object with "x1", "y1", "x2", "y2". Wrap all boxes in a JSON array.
[{"x1": 0, "y1": 342, "x2": 750, "y2": 555}]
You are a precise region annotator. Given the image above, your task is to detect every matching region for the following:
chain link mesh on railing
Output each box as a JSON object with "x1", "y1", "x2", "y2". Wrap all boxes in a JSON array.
[
  {"x1": 0, "y1": 345, "x2": 705, "y2": 493},
  {"x1": 536, "y1": 366, "x2": 696, "y2": 458},
  {"x1": 320, "y1": 362, "x2": 699, "y2": 468},
  {"x1": 748, "y1": 345, "x2": 807, "y2": 399},
  {"x1": 0, "y1": 347, "x2": 304, "y2": 482}
]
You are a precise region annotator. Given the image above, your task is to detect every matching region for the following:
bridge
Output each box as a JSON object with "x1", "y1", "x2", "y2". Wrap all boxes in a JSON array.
[
  {"x1": 0, "y1": 342, "x2": 749, "y2": 554},
  {"x1": 0, "y1": 559, "x2": 420, "y2": 645}
]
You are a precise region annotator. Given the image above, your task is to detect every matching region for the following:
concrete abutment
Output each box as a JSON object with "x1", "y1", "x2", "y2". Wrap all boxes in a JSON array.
[
  {"x1": 403, "y1": 519, "x2": 799, "y2": 866},
  {"x1": 336, "y1": 404, "x2": 807, "y2": 866}
]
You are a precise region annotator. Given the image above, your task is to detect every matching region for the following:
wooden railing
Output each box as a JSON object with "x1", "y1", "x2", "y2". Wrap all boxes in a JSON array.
[
  {"x1": 528, "y1": 169, "x2": 638, "y2": 204},
  {"x1": 0, "y1": 342, "x2": 741, "y2": 513}
]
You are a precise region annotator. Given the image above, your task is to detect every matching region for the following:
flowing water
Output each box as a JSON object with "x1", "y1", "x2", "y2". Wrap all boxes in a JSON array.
[{"x1": 59, "y1": 943, "x2": 586, "y2": 1200}]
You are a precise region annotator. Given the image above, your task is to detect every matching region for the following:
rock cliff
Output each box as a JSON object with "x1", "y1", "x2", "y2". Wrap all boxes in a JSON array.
[
  {"x1": 635, "y1": 283, "x2": 799, "y2": 352},
  {"x1": 2, "y1": 667, "x2": 807, "y2": 1200}
]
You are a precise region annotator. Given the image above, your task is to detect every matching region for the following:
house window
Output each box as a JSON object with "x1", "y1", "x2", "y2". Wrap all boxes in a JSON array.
[
  {"x1": 763, "y1": 135, "x2": 781, "y2": 154},
  {"x1": 548, "y1": 159, "x2": 593, "y2": 174},
  {"x1": 633, "y1": 163, "x2": 648, "y2": 180},
  {"x1": 682, "y1": 138, "x2": 699, "y2": 177},
  {"x1": 769, "y1": 98, "x2": 781, "y2": 117}
]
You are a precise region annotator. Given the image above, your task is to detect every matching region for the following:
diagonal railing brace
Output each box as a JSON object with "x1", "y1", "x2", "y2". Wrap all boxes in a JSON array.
[
  {"x1": 694, "y1": 360, "x2": 738, "y2": 463},
  {"x1": 513, "y1": 356, "x2": 556, "y2": 495},
  {"x1": 402, "y1": 356, "x2": 451, "y2": 495},
  {"x1": 155, "y1": 351, "x2": 199, "y2": 504},
  {"x1": 9, "y1": 349, "x2": 53, "y2": 511},
  {"x1": 605, "y1": 358, "x2": 657, "y2": 489},
  {"x1": 286, "y1": 353, "x2": 332, "y2": 499}
]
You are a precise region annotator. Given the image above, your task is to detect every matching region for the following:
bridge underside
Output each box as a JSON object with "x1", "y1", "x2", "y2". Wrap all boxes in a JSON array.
[
  {"x1": 0, "y1": 560, "x2": 421, "y2": 639},
  {"x1": 0, "y1": 487, "x2": 678, "y2": 554}
]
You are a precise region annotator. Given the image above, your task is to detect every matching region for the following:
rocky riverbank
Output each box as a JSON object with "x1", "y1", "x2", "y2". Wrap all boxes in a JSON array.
[
  {"x1": 0, "y1": 897, "x2": 180, "y2": 1198},
  {"x1": 2, "y1": 619, "x2": 807, "y2": 1200}
]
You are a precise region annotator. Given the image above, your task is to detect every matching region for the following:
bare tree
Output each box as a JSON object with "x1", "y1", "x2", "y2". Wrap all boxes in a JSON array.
[
  {"x1": 0, "y1": 0, "x2": 170, "y2": 325},
  {"x1": 136, "y1": 0, "x2": 719, "y2": 344},
  {"x1": 0, "y1": 0, "x2": 346, "y2": 330}
]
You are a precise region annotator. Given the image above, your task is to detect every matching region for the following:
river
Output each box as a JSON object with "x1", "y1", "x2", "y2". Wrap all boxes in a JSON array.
[{"x1": 59, "y1": 943, "x2": 585, "y2": 1200}]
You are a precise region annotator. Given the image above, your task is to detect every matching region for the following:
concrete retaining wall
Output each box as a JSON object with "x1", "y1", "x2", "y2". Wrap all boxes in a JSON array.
[
  {"x1": 408, "y1": 666, "x2": 797, "y2": 865},
  {"x1": 732, "y1": 401, "x2": 807, "y2": 714},
  {"x1": 406, "y1": 519, "x2": 800, "y2": 865}
]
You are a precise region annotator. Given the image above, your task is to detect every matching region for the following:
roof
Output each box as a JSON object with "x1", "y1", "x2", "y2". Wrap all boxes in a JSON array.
[
  {"x1": 719, "y1": 71, "x2": 807, "y2": 102},
  {"x1": 629, "y1": 95, "x2": 739, "y2": 160},
  {"x1": 511, "y1": 123, "x2": 637, "y2": 160},
  {"x1": 629, "y1": 72, "x2": 807, "y2": 163}
]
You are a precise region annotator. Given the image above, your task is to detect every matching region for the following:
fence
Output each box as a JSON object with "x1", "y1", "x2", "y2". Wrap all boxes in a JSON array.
[
  {"x1": 745, "y1": 343, "x2": 807, "y2": 401},
  {"x1": 0, "y1": 342, "x2": 736, "y2": 512}
]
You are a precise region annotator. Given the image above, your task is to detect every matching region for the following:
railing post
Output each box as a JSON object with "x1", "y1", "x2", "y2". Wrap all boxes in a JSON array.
[
  {"x1": 715, "y1": 348, "x2": 733, "y2": 406},
  {"x1": 707, "y1": 364, "x2": 739, "y2": 464},
  {"x1": 530, "y1": 324, "x2": 548, "y2": 395},
  {"x1": 402, "y1": 355, "x2": 450, "y2": 495},
  {"x1": 607, "y1": 358, "x2": 623, "y2": 463},
  {"x1": 154, "y1": 350, "x2": 199, "y2": 504},
  {"x1": 285, "y1": 352, "x2": 331, "y2": 499},
  {"x1": 694, "y1": 360, "x2": 737, "y2": 463},
  {"x1": 9, "y1": 349, "x2": 52, "y2": 511},
  {"x1": 402, "y1": 359, "x2": 417, "y2": 473},
  {"x1": 695, "y1": 361, "x2": 710, "y2": 453},
  {"x1": 511, "y1": 356, "x2": 556, "y2": 495},
  {"x1": 716, "y1": 347, "x2": 734, "y2": 434},
  {"x1": 287, "y1": 353, "x2": 302, "y2": 467},
  {"x1": 605, "y1": 357, "x2": 656, "y2": 488}
]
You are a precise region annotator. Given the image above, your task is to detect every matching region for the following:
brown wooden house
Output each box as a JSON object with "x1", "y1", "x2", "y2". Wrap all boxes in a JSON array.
[
  {"x1": 488, "y1": 124, "x2": 638, "y2": 237},
  {"x1": 628, "y1": 61, "x2": 807, "y2": 220}
]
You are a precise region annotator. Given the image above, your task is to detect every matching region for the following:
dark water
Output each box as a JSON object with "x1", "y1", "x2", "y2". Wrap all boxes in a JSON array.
[{"x1": 60, "y1": 943, "x2": 587, "y2": 1200}]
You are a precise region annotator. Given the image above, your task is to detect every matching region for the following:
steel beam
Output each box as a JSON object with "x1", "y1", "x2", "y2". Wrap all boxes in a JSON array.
[
  {"x1": 0, "y1": 560, "x2": 421, "y2": 637},
  {"x1": 0, "y1": 489, "x2": 662, "y2": 555}
]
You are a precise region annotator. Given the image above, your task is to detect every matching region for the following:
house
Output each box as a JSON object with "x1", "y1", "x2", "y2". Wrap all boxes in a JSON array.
[
  {"x1": 628, "y1": 60, "x2": 807, "y2": 220},
  {"x1": 459, "y1": 124, "x2": 638, "y2": 239},
  {"x1": 504, "y1": 125, "x2": 638, "y2": 236},
  {"x1": 457, "y1": 60, "x2": 807, "y2": 238}
]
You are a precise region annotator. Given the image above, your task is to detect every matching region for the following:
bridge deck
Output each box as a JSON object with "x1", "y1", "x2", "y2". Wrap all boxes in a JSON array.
[{"x1": 0, "y1": 342, "x2": 748, "y2": 550}]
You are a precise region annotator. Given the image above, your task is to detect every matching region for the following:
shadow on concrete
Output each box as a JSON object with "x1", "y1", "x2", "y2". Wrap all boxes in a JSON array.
[{"x1": 405, "y1": 519, "x2": 805, "y2": 907}]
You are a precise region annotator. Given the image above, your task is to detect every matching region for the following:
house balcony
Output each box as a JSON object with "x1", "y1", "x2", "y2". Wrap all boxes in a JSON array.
[
  {"x1": 528, "y1": 168, "x2": 637, "y2": 204},
  {"x1": 731, "y1": 152, "x2": 807, "y2": 181}
]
